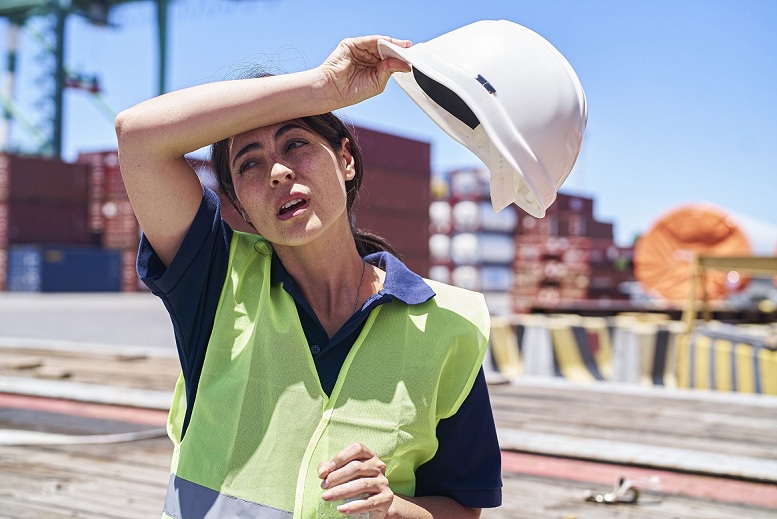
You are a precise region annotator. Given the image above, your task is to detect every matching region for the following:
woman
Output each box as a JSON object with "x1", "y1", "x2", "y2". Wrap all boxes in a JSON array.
[{"x1": 116, "y1": 35, "x2": 501, "y2": 518}]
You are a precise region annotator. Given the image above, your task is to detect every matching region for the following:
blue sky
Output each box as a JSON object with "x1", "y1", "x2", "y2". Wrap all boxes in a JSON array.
[{"x1": 1, "y1": 0, "x2": 775, "y2": 249}]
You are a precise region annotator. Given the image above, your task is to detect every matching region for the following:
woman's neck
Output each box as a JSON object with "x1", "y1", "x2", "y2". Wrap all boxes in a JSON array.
[{"x1": 273, "y1": 235, "x2": 382, "y2": 338}]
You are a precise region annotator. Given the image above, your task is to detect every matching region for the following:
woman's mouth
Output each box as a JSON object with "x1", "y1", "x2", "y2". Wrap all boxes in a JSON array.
[{"x1": 278, "y1": 197, "x2": 308, "y2": 219}]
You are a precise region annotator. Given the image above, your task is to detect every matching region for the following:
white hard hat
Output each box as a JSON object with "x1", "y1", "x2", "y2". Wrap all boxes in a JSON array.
[{"x1": 379, "y1": 20, "x2": 587, "y2": 217}]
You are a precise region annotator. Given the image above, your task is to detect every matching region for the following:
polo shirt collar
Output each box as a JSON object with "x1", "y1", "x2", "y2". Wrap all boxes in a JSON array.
[{"x1": 270, "y1": 250, "x2": 435, "y2": 305}]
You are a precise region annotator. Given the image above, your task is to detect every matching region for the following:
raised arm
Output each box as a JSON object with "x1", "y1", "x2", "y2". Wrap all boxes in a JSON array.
[{"x1": 114, "y1": 36, "x2": 410, "y2": 266}]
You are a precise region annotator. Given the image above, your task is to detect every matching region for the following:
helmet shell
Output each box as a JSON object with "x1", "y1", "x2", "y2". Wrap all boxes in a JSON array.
[{"x1": 379, "y1": 20, "x2": 587, "y2": 217}]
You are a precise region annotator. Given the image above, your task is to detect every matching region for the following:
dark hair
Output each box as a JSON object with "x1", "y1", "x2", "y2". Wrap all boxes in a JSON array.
[{"x1": 211, "y1": 96, "x2": 398, "y2": 258}]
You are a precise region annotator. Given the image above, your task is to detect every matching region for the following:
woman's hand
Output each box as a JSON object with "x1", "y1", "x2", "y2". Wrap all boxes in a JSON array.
[
  {"x1": 318, "y1": 442, "x2": 394, "y2": 518},
  {"x1": 318, "y1": 35, "x2": 412, "y2": 108}
]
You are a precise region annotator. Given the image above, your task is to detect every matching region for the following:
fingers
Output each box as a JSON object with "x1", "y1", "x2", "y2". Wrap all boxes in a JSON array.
[
  {"x1": 318, "y1": 442, "x2": 383, "y2": 482},
  {"x1": 323, "y1": 479, "x2": 393, "y2": 516},
  {"x1": 317, "y1": 443, "x2": 393, "y2": 515}
]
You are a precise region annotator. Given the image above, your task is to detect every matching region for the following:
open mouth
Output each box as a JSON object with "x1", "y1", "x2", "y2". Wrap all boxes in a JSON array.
[{"x1": 278, "y1": 198, "x2": 308, "y2": 216}]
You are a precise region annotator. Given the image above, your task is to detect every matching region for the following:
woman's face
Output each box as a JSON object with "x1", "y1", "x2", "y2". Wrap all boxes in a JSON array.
[{"x1": 228, "y1": 121, "x2": 354, "y2": 247}]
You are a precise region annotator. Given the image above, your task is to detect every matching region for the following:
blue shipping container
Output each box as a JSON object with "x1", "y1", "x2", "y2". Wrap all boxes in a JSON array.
[
  {"x1": 7, "y1": 245, "x2": 42, "y2": 292},
  {"x1": 6, "y1": 245, "x2": 122, "y2": 292}
]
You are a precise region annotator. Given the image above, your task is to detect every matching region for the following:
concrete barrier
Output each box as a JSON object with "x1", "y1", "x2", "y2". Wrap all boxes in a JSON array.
[
  {"x1": 678, "y1": 322, "x2": 777, "y2": 395},
  {"x1": 487, "y1": 314, "x2": 773, "y2": 396}
]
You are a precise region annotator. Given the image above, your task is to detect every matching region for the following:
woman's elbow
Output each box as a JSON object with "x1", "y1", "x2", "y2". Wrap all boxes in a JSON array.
[{"x1": 114, "y1": 107, "x2": 140, "y2": 144}]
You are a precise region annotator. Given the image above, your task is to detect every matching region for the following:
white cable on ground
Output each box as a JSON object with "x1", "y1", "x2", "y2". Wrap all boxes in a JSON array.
[{"x1": 0, "y1": 427, "x2": 167, "y2": 446}]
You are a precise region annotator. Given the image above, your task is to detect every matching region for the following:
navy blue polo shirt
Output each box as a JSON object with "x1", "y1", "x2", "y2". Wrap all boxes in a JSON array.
[{"x1": 138, "y1": 186, "x2": 502, "y2": 508}]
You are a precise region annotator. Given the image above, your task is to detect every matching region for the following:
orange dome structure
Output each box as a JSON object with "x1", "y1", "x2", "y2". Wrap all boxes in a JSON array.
[{"x1": 634, "y1": 204, "x2": 752, "y2": 301}]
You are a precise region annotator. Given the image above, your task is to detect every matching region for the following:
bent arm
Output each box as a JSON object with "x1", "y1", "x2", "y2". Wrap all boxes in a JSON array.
[
  {"x1": 114, "y1": 35, "x2": 411, "y2": 266},
  {"x1": 114, "y1": 69, "x2": 336, "y2": 266}
]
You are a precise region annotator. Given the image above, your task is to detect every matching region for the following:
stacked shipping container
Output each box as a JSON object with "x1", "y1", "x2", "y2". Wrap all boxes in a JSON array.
[
  {"x1": 350, "y1": 126, "x2": 431, "y2": 275},
  {"x1": 429, "y1": 168, "x2": 518, "y2": 315},
  {"x1": 0, "y1": 153, "x2": 119, "y2": 291},
  {"x1": 512, "y1": 193, "x2": 633, "y2": 311},
  {"x1": 2, "y1": 125, "x2": 432, "y2": 292},
  {"x1": 430, "y1": 167, "x2": 634, "y2": 314},
  {"x1": 76, "y1": 150, "x2": 141, "y2": 292}
]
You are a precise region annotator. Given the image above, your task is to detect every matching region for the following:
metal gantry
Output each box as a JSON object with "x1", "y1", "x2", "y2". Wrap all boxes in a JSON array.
[{"x1": 0, "y1": 0, "x2": 168, "y2": 157}]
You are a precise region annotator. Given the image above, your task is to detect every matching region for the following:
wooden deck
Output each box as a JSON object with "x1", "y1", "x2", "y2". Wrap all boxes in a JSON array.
[{"x1": 1, "y1": 342, "x2": 776, "y2": 518}]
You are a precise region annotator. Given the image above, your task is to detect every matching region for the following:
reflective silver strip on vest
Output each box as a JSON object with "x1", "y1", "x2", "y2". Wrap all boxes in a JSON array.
[{"x1": 164, "y1": 474, "x2": 293, "y2": 519}]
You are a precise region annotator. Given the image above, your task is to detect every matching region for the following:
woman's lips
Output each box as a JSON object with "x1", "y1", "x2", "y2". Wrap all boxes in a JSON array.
[{"x1": 277, "y1": 197, "x2": 309, "y2": 220}]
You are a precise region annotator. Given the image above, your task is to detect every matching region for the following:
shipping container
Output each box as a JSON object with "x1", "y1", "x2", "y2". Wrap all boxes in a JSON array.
[
  {"x1": 513, "y1": 260, "x2": 545, "y2": 288},
  {"x1": 451, "y1": 233, "x2": 515, "y2": 266},
  {"x1": 120, "y1": 248, "x2": 139, "y2": 292},
  {"x1": 518, "y1": 214, "x2": 558, "y2": 236},
  {"x1": 101, "y1": 199, "x2": 141, "y2": 249},
  {"x1": 560, "y1": 287, "x2": 588, "y2": 301},
  {"x1": 482, "y1": 291, "x2": 512, "y2": 315},
  {"x1": 451, "y1": 265, "x2": 480, "y2": 291},
  {"x1": 4, "y1": 245, "x2": 122, "y2": 292},
  {"x1": 448, "y1": 168, "x2": 489, "y2": 201},
  {"x1": 6, "y1": 200, "x2": 93, "y2": 245},
  {"x1": 563, "y1": 268, "x2": 591, "y2": 290},
  {"x1": 588, "y1": 220, "x2": 614, "y2": 240},
  {"x1": 0, "y1": 202, "x2": 7, "y2": 248},
  {"x1": 451, "y1": 201, "x2": 518, "y2": 234},
  {"x1": 355, "y1": 126, "x2": 430, "y2": 176},
  {"x1": 430, "y1": 176, "x2": 449, "y2": 201},
  {"x1": 6, "y1": 245, "x2": 41, "y2": 291},
  {"x1": 451, "y1": 200, "x2": 480, "y2": 233},
  {"x1": 0, "y1": 247, "x2": 6, "y2": 291},
  {"x1": 429, "y1": 200, "x2": 451, "y2": 234},
  {"x1": 357, "y1": 164, "x2": 430, "y2": 213},
  {"x1": 429, "y1": 234, "x2": 451, "y2": 263},
  {"x1": 450, "y1": 233, "x2": 479, "y2": 265},
  {"x1": 480, "y1": 265, "x2": 514, "y2": 292},
  {"x1": 553, "y1": 193, "x2": 594, "y2": 216},
  {"x1": 480, "y1": 202, "x2": 517, "y2": 233},
  {"x1": 353, "y1": 208, "x2": 429, "y2": 274},
  {"x1": 428, "y1": 265, "x2": 450, "y2": 284},
  {"x1": 0, "y1": 153, "x2": 90, "y2": 204}
]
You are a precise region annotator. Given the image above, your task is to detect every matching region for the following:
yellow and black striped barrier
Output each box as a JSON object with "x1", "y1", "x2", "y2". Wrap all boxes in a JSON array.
[
  {"x1": 487, "y1": 315, "x2": 775, "y2": 395},
  {"x1": 678, "y1": 323, "x2": 777, "y2": 395}
]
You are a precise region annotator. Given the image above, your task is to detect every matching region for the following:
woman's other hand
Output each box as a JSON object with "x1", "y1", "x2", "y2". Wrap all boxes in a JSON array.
[
  {"x1": 318, "y1": 442, "x2": 394, "y2": 518},
  {"x1": 319, "y1": 35, "x2": 411, "y2": 108}
]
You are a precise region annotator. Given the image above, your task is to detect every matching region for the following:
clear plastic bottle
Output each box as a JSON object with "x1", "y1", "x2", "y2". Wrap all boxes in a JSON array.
[{"x1": 318, "y1": 495, "x2": 369, "y2": 518}]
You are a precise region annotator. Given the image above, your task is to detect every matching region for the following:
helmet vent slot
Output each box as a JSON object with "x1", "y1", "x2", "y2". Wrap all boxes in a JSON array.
[
  {"x1": 412, "y1": 67, "x2": 481, "y2": 130},
  {"x1": 476, "y1": 74, "x2": 496, "y2": 94}
]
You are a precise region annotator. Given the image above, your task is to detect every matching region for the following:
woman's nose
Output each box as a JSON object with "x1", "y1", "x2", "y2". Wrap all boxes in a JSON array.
[{"x1": 269, "y1": 162, "x2": 295, "y2": 186}]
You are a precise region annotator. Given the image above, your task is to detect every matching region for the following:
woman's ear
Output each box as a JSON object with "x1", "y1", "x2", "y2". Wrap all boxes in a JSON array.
[{"x1": 341, "y1": 137, "x2": 356, "y2": 180}]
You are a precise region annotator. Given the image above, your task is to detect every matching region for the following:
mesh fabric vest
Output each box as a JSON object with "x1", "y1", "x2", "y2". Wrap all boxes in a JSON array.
[{"x1": 162, "y1": 232, "x2": 490, "y2": 518}]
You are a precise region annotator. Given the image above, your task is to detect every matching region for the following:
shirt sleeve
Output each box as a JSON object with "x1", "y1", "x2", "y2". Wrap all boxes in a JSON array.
[
  {"x1": 413, "y1": 368, "x2": 503, "y2": 508},
  {"x1": 137, "y1": 185, "x2": 232, "y2": 436}
]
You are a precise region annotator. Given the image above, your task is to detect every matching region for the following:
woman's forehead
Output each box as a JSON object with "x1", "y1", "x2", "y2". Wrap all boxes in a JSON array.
[{"x1": 229, "y1": 120, "x2": 313, "y2": 153}]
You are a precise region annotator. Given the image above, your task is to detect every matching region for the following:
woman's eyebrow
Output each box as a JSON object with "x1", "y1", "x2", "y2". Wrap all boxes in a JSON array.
[
  {"x1": 231, "y1": 142, "x2": 263, "y2": 168},
  {"x1": 231, "y1": 124, "x2": 308, "y2": 168}
]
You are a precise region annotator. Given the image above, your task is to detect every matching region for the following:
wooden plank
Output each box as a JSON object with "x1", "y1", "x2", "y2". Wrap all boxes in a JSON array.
[{"x1": 482, "y1": 473, "x2": 777, "y2": 519}]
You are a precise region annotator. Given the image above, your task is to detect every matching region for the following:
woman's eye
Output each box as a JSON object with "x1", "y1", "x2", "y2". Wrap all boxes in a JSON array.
[
  {"x1": 238, "y1": 160, "x2": 257, "y2": 174},
  {"x1": 286, "y1": 139, "x2": 307, "y2": 151}
]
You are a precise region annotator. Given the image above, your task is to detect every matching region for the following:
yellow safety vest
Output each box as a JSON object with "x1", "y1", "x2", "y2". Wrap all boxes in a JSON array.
[{"x1": 162, "y1": 232, "x2": 490, "y2": 518}]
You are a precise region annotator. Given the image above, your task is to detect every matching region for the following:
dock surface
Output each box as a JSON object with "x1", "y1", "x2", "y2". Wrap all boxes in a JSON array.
[{"x1": 1, "y1": 293, "x2": 776, "y2": 518}]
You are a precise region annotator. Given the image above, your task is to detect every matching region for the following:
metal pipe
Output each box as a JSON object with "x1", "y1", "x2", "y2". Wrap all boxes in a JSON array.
[
  {"x1": 0, "y1": 21, "x2": 20, "y2": 152},
  {"x1": 51, "y1": 2, "x2": 67, "y2": 157},
  {"x1": 156, "y1": 0, "x2": 168, "y2": 95}
]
